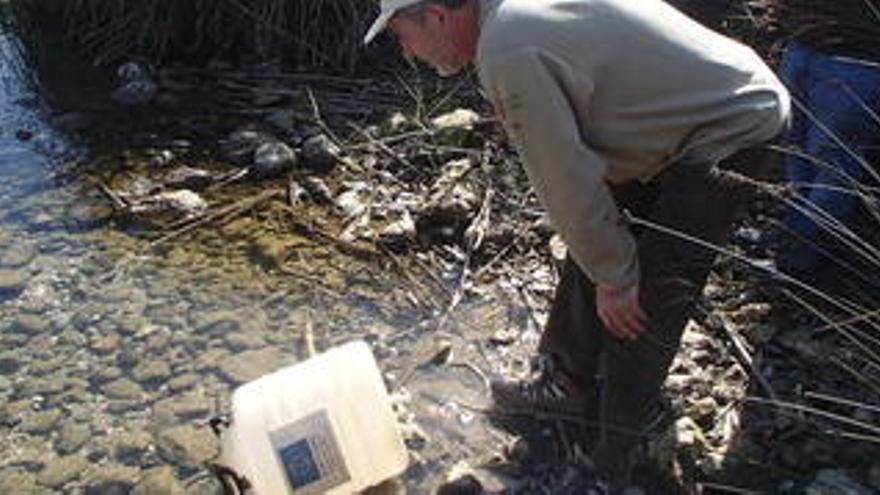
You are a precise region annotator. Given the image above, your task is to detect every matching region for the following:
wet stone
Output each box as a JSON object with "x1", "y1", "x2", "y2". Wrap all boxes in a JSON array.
[
  {"x1": 155, "y1": 424, "x2": 219, "y2": 468},
  {"x1": 153, "y1": 390, "x2": 212, "y2": 420},
  {"x1": 167, "y1": 373, "x2": 199, "y2": 393},
  {"x1": 185, "y1": 474, "x2": 225, "y2": 495},
  {"x1": 217, "y1": 347, "x2": 287, "y2": 384},
  {"x1": 0, "y1": 351, "x2": 23, "y2": 374},
  {"x1": 10, "y1": 313, "x2": 50, "y2": 334},
  {"x1": 36, "y1": 454, "x2": 88, "y2": 488},
  {"x1": 83, "y1": 464, "x2": 140, "y2": 495},
  {"x1": 7, "y1": 435, "x2": 51, "y2": 472},
  {"x1": 27, "y1": 357, "x2": 63, "y2": 378},
  {"x1": 55, "y1": 422, "x2": 91, "y2": 455},
  {"x1": 0, "y1": 241, "x2": 37, "y2": 268},
  {"x1": 223, "y1": 331, "x2": 266, "y2": 351},
  {"x1": 0, "y1": 375, "x2": 12, "y2": 396},
  {"x1": 145, "y1": 331, "x2": 173, "y2": 353},
  {"x1": 102, "y1": 378, "x2": 145, "y2": 401},
  {"x1": 132, "y1": 466, "x2": 185, "y2": 495},
  {"x1": 106, "y1": 400, "x2": 143, "y2": 415},
  {"x1": 132, "y1": 360, "x2": 172, "y2": 384},
  {"x1": 1, "y1": 398, "x2": 31, "y2": 426},
  {"x1": 57, "y1": 328, "x2": 88, "y2": 347},
  {"x1": 113, "y1": 430, "x2": 154, "y2": 465},
  {"x1": 90, "y1": 332, "x2": 122, "y2": 355},
  {"x1": 194, "y1": 310, "x2": 242, "y2": 336},
  {"x1": 93, "y1": 366, "x2": 123, "y2": 384},
  {"x1": 0, "y1": 466, "x2": 37, "y2": 494},
  {"x1": 301, "y1": 133, "x2": 341, "y2": 172},
  {"x1": 252, "y1": 141, "x2": 297, "y2": 178},
  {"x1": 21, "y1": 408, "x2": 63, "y2": 435},
  {"x1": 0, "y1": 268, "x2": 29, "y2": 299}
]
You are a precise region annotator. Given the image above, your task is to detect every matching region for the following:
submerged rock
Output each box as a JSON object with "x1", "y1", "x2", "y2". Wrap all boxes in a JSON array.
[
  {"x1": 83, "y1": 464, "x2": 140, "y2": 495},
  {"x1": 132, "y1": 466, "x2": 185, "y2": 495},
  {"x1": 9, "y1": 313, "x2": 50, "y2": 334},
  {"x1": 0, "y1": 268, "x2": 28, "y2": 300},
  {"x1": 217, "y1": 347, "x2": 288, "y2": 384},
  {"x1": 37, "y1": 454, "x2": 88, "y2": 488},
  {"x1": 155, "y1": 424, "x2": 219, "y2": 468},
  {"x1": 0, "y1": 467, "x2": 37, "y2": 494},
  {"x1": 102, "y1": 378, "x2": 145, "y2": 401},
  {"x1": 112, "y1": 430, "x2": 154, "y2": 465},
  {"x1": 21, "y1": 408, "x2": 63, "y2": 435},
  {"x1": 55, "y1": 421, "x2": 91, "y2": 455}
]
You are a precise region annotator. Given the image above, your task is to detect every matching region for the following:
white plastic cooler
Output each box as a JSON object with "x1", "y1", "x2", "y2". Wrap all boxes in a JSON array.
[{"x1": 218, "y1": 340, "x2": 409, "y2": 494}]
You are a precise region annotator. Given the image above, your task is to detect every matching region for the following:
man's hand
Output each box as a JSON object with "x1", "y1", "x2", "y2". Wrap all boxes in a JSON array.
[{"x1": 596, "y1": 283, "x2": 647, "y2": 340}]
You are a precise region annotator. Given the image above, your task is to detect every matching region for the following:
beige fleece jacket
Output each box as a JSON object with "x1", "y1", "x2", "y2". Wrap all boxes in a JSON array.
[{"x1": 476, "y1": 0, "x2": 789, "y2": 288}]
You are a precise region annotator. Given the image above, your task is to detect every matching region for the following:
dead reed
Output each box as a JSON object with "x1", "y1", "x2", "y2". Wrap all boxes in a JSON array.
[{"x1": 7, "y1": 0, "x2": 378, "y2": 71}]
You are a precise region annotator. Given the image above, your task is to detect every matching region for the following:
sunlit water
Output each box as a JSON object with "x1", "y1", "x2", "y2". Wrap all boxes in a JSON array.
[
  {"x1": 0, "y1": 22, "x2": 527, "y2": 492},
  {"x1": 0, "y1": 26, "x2": 442, "y2": 493}
]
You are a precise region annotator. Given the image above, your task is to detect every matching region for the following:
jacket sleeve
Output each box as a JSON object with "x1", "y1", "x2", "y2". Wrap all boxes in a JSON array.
[{"x1": 478, "y1": 48, "x2": 640, "y2": 288}]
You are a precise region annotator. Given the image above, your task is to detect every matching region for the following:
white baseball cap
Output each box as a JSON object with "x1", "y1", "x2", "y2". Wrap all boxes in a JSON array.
[{"x1": 363, "y1": 0, "x2": 424, "y2": 44}]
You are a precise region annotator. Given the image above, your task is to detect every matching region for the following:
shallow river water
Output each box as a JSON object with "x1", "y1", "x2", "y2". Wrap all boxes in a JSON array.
[{"x1": 0, "y1": 24, "x2": 531, "y2": 493}]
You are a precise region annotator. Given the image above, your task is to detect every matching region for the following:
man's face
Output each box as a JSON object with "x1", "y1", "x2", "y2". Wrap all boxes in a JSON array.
[{"x1": 388, "y1": 6, "x2": 465, "y2": 76}]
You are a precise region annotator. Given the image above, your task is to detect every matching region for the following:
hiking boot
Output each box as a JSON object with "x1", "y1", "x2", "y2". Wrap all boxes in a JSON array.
[{"x1": 490, "y1": 355, "x2": 596, "y2": 419}]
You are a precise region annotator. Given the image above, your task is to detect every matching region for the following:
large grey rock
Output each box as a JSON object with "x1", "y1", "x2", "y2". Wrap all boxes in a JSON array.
[
  {"x1": 156, "y1": 424, "x2": 219, "y2": 468},
  {"x1": 36, "y1": 454, "x2": 88, "y2": 488},
  {"x1": 132, "y1": 466, "x2": 185, "y2": 495},
  {"x1": 55, "y1": 422, "x2": 91, "y2": 455},
  {"x1": 217, "y1": 347, "x2": 288, "y2": 384}
]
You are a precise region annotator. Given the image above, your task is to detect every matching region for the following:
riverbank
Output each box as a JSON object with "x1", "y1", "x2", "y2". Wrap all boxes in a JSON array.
[{"x1": 1, "y1": 9, "x2": 880, "y2": 495}]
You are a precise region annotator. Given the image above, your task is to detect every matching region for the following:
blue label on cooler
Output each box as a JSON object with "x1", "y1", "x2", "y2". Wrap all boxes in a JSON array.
[
  {"x1": 278, "y1": 439, "x2": 322, "y2": 488},
  {"x1": 269, "y1": 410, "x2": 350, "y2": 494}
]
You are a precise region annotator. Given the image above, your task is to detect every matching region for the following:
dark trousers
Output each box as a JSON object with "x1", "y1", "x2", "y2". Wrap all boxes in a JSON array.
[{"x1": 538, "y1": 147, "x2": 770, "y2": 481}]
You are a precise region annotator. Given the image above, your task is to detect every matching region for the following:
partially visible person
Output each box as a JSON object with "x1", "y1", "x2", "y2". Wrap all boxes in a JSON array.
[
  {"x1": 767, "y1": 0, "x2": 880, "y2": 279},
  {"x1": 364, "y1": 0, "x2": 789, "y2": 491}
]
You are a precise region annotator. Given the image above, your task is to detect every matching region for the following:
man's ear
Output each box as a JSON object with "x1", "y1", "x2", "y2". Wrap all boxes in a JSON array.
[{"x1": 424, "y1": 3, "x2": 450, "y2": 24}]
